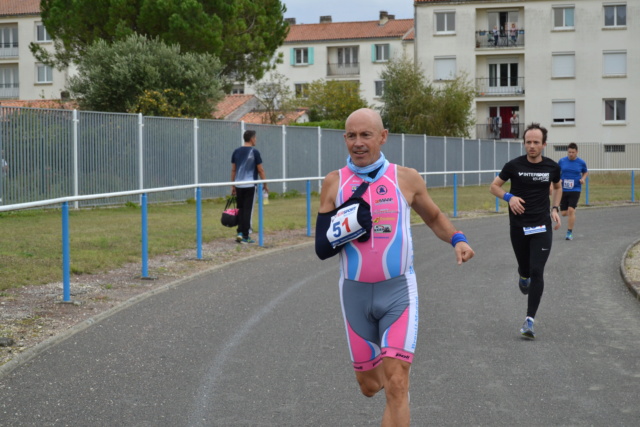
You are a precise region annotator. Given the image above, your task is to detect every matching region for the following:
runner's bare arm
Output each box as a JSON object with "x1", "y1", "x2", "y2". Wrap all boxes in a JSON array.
[{"x1": 399, "y1": 167, "x2": 474, "y2": 264}]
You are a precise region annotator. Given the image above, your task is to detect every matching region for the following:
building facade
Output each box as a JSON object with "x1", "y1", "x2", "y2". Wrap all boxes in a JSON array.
[
  {"x1": 245, "y1": 11, "x2": 415, "y2": 107},
  {"x1": 0, "y1": 0, "x2": 67, "y2": 101},
  {"x1": 415, "y1": 0, "x2": 638, "y2": 146}
]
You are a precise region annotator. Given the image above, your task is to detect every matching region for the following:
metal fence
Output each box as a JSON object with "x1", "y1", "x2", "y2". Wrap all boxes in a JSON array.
[{"x1": 0, "y1": 106, "x2": 638, "y2": 208}]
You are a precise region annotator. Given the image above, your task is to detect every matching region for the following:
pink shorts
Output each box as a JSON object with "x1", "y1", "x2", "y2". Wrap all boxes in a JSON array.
[{"x1": 339, "y1": 272, "x2": 419, "y2": 371}]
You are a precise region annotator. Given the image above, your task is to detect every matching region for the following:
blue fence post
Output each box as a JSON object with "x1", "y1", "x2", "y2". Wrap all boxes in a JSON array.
[
  {"x1": 306, "y1": 180, "x2": 312, "y2": 237},
  {"x1": 258, "y1": 183, "x2": 264, "y2": 247},
  {"x1": 632, "y1": 170, "x2": 636, "y2": 203},
  {"x1": 196, "y1": 187, "x2": 202, "y2": 260},
  {"x1": 141, "y1": 193, "x2": 149, "y2": 278},
  {"x1": 62, "y1": 202, "x2": 71, "y2": 302},
  {"x1": 453, "y1": 173, "x2": 458, "y2": 218},
  {"x1": 585, "y1": 176, "x2": 590, "y2": 206}
]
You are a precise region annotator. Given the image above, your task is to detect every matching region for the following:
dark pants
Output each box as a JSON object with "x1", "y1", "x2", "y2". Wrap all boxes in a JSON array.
[
  {"x1": 510, "y1": 224, "x2": 553, "y2": 318},
  {"x1": 235, "y1": 186, "x2": 256, "y2": 238}
]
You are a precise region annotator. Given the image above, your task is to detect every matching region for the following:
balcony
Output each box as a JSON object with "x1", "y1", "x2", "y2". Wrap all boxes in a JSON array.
[
  {"x1": 327, "y1": 62, "x2": 360, "y2": 77},
  {"x1": 0, "y1": 83, "x2": 19, "y2": 99},
  {"x1": 477, "y1": 123, "x2": 524, "y2": 140},
  {"x1": 475, "y1": 30, "x2": 525, "y2": 49},
  {"x1": 476, "y1": 77, "x2": 525, "y2": 97},
  {"x1": 0, "y1": 42, "x2": 18, "y2": 58}
]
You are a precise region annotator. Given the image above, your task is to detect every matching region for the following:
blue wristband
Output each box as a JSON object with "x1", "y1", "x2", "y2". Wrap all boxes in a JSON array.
[
  {"x1": 503, "y1": 192, "x2": 513, "y2": 202},
  {"x1": 451, "y1": 232, "x2": 468, "y2": 247}
]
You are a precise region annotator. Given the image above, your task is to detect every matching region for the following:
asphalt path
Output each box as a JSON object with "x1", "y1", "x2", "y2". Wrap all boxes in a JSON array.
[{"x1": 1, "y1": 205, "x2": 639, "y2": 426}]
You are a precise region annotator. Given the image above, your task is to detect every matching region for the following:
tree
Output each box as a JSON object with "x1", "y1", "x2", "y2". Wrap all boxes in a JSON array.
[
  {"x1": 32, "y1": 0, "x2": 289, "y2": 82},
  {"x1": 252, "y1": 72, "x2": 294, "y2": 124},
  {"x1": 301, "y1": 80, "x2": 369, "y2": 123},
  {"x1": 379, "y1": 56, "x2": 476, "y2": 137},
  {"x1": 67, "y1": 34, "x2": 224, "y2": 118}
]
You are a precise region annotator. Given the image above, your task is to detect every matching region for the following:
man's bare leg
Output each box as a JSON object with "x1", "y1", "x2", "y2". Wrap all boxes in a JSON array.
[{"x1": 381, "y1": 358, "x2": 411, "y2": 427}]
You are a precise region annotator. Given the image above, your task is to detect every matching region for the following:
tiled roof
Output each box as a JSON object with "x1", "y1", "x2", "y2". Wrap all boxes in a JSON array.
[
  {"x1": 0, "y1": 0, "x2": 41, "y2": 17},
  {"x1": 0, "y1": 99, "x2": 76, "y2": 109},
  {"x1": 415, "y1": 0, "x2": 483, "y2": 2},
  {"x1": 240, "y1": 108, "x2": 308, "y2": 125},
  {"x1": 286, "y1": 19, "x2": 414, "y2": 43},
  {"x1": 212, "y1": 94, "x2": 257, "y2": 119}
]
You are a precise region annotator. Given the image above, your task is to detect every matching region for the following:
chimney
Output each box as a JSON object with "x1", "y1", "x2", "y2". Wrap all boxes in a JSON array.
[
  {"x1": 388, "y1": 14, "x2": 395, "y2": 20},
  {"x1": 379, "y1": 10, "x2": 389, "y2": 25},
  {"x1": 320, "y1": 15, "x2": 332, "y2": 23},
  {"x1": 285, "y1": 17, "x2": 296, "y2": 25}
]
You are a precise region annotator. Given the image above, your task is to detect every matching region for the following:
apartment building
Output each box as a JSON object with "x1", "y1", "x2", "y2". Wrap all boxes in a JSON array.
[
  {"x1": 0, "y1": 0, "x2": 67, "y2": 101},
  {"x1": 245, "y1": 11, "x2": 415, "y2": 107},
  {"x1": 415, "y1": 0, "x2": 638, "y2": 146}
]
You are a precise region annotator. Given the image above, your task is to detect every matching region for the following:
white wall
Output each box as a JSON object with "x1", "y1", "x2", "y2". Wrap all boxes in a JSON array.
[
  {"x1": 0, "y1": 14, "x2": 68, "y2": 100},
  {"x1": 415, "y1": 0, "x2": 639, "y2": 144}
]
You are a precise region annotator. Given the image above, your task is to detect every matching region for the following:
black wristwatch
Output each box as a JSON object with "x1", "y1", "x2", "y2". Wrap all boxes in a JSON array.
[{"x1": 552, "y1": 206, "x2": 560, "y2": 212}]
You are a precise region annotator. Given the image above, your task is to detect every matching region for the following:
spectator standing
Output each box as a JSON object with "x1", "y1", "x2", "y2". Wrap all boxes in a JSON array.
[
  {"x1": 1, "y1": 149, "x2": 7, "y2": 203},
  {"x1": 510, "y1": 111, "x2": 519, "y2": 138},
  {"x1": 230, "y1": 130, "x2": 268, "y2": 244}
]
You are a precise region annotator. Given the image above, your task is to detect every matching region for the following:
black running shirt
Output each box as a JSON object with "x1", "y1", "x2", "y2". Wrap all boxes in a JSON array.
[{"x1": 499, "y1": 155, "x2": 561, "y2": 228}]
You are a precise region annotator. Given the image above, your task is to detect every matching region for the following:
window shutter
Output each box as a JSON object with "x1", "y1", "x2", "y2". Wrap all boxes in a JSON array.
[
  {"x1": 552, "y1": 54, "x2": 575, "y2": 78},
  {"x1": 603, "y1": 52, "x2": 626, "y2": 75},
  {"x1": 372, "y1": 44, "x2": 377, "y2": 62},
  {"x1": 290, "y1": 48, "x2": 295, "y2": 65},
  {"x1": 308, "y1": 47, "x2": 314, "y2": 65},
  {"x1": 387, "y1": 44, "x2": 391, "y2": 59}
]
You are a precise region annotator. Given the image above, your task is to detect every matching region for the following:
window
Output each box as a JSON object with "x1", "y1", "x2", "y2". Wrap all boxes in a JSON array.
[
  {"x1": 552, "y1": 100, "x2": 575, "y2": 124},
  {"x1": 489, "y1": 63, "x2": 519, "y2": 88},
  {"x1": 603, "y1": 51, "x2": 626, "y2": 76},
  {"x1": 604, "y1": 144, "x2": 625, "y2": 153},
  {"x1": 435, "y1": 11, "x2": 455, "y2": 33},
  {"x1": 604, "y1": 4, "x2": 626, "y2": 27},
  {"x1": 230, "y1": 84, "x2": 244, "y2": 95},
  {"x1": 553, "y1": 6, "x2": 575, "y2": 29},
  {"x1": 36, "y1": 23, "x2": 52, "y2": 42},
  {"x1": 604, "y1": 99, "x2": 625, "y2": 122},
  {"x1": 372, "y1": 44, "x2": 390, "y2": 62},
  {"x1": 36, "y1": 64, "x2": 53, "y2": 83},
  {"x1": 291, "y1": 47, "x2": 313, "y2": 65},
  {"x1": 0, "y1": 26, "x2": 18, "y2": 48},
  {"x1": 0, "y1": 66, "x2": 18, "y2": 88},
  {"x1": 552, "y1": 53, "x2": 575, "y2": 78},
  {"x1": 338, "y1": 47, "x2": 358, "y2": 66},
  {"x1": 434, "y1": 56, "x2": 456, "y2": 81},
  {"x1": 295, "y1": 83, "x2": 309, "y2": 98},
  {"x1": 374, "y1": 80, "x2": 385, "y2": 97}
]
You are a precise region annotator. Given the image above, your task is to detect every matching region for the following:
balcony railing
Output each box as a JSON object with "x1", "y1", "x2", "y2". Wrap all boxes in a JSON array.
[
  {"x1": 476, "y1": 77, "x2": 525, "y2": 96},
  {"x1": 0, "y1": 42, "x2": 19, "y2": 58},
  {"x1": 0, "y1": 83, "x2": 19, "y2": 99},
  {"x1": 327, "y1": 62, "x2": 360, "y2": 77},
  {"x1": 477, "y1": 123, "x2": 524, "y2": 140},
  {"x1": 476, "y1": 30, "x2": 525, "y2": 49}
]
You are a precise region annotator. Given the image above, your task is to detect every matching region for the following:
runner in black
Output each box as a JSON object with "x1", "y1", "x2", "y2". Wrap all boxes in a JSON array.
[{"x1": 490, "y1": 123, "x2": 562, "y2": 339}]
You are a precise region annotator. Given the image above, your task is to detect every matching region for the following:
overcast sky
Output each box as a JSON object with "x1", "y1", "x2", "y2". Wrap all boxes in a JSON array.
[{"x1": 281, "y1": 0, "x2": 415, "y2": 25}]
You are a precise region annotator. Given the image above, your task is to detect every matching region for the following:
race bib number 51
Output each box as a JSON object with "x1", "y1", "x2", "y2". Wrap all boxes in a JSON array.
[{"x1": 326, "y1": 203, "x2": 366, "y2": 248}]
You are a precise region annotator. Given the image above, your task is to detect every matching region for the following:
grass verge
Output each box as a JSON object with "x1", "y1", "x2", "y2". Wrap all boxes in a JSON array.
[{"x1": 0, "y1": 172, "x2": 637, "y2": 292}]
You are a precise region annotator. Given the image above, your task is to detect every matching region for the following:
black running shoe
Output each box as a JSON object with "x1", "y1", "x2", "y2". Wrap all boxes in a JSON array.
[{"x1": 518, "y1": 276, "x2": 531, "y2": 295}]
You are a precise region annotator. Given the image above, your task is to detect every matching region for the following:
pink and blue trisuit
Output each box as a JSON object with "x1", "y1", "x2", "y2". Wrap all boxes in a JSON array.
[{"x1": 336, "y1": 164, "x2": 419, "y2": 371}]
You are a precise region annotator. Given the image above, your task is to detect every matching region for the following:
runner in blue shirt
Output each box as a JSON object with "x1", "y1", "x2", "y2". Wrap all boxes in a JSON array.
[{"x1": 558, "y1": 143, "x2": 588, "y2": 241}]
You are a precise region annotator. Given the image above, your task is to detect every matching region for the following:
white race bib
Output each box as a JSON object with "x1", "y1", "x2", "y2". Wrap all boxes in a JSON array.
[
  {"x1": 563, "y1": 179, "x2": 575, "y2": 189},
  {"x1": 326, "y1": 203, "x2": 366, "y2": 248},
  {"x1": 523, "y1": 225, "x2": 547, "y2": 235}
]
